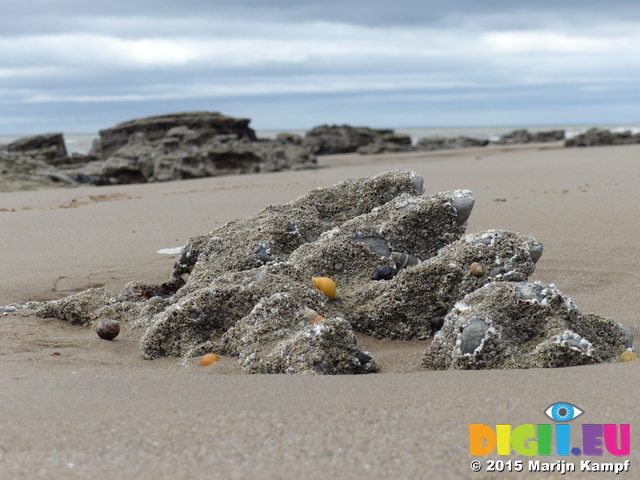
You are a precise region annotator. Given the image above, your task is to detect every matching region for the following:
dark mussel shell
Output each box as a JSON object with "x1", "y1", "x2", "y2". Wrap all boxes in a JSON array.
[{"x1": 371, "y1": 265, "x2": 396, "y2": 280}]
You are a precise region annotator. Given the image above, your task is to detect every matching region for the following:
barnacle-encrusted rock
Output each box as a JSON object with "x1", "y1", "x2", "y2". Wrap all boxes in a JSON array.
[
  {"x1": 267, "y1": 317, "x2": 377, "y2": 375},
  {"x1": 282, "y1": 189, "x2": 475, "y2": 310},
  {"x1": 31, "y1": 284, "x2": 172, "y2": 329},
  {"x1": 25, "y1": 169, "x2": 629, "y2": 374},
  {"x1": 33, "y1": 288, "x2": 114, "y2": 326},
  {"x1": 170, "y1": 169, "x2": 425, "y2": 287},
  {"x1": 346, "y1": 230, "x2": 539, "y2": 339},
  {"x1": 215, "y1": 293, "x2": 375, "y2": 374},
  {"x1": 423, "y1": 281, "x2": 629, "y2": 369},
  {"x1": 139, "y1": 266, "x2": 327, "y2": 359}
]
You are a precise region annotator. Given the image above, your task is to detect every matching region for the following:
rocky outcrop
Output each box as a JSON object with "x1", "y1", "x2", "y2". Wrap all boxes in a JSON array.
[
  {"x1": 423, "y1": 281, "x2": 630, "y2": 369},
  {"x1": 93, "y1": 130, "x2": 315, "y2": 185},
  {"x1": 0, "y1": 152, "x2": 78, "y2": 191},
  {"x1": 415, "y1": 129, "x2": 564, "y2": 152},
  {"x1": 565, "y1": 128, "x2": 640, "y2": 147},
  {"x1": 0, "y1": 134, "x2": 78, "y2": 191},
  {"x1": 90, "y1": 112, "x2": 257, "y2": 160},
  {"x1": 531, "y1": 130, "x2": 566, "y2": 143},
  {"x1": 0, "y1": 112, "x2": 317, "y2": 190},
  {"x1": 85, "y1": 113, "x2": 316, "y2": 184},
  {"x1": 4, "y1": 133, "x2": 68, "y2": 164},
  {"x1": 24, "y1": 170, "x2": 630, "y2": 373},
  {"x1": 493, "y1": 129, "x2": 565, "y2": 145},
  {"x1": 357, "y1": 133, "x2": 413, "y2": 155},
  {"x1": 303, "y1": 125, "x2": 412, "y2": 155},
  {"x1": 415, "y1": 136, "x2": 489, "y2": 151}
]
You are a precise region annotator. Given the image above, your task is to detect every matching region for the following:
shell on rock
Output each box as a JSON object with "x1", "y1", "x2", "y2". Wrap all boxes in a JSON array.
[
  {"x1": 312, "y1": 277, "x2": 337, "y2": 300},
  {"x1": 430, "y1": 316, "x2": 444, "y2": 333},
  {"x1": 96, "y1": 319, "x2": 120, "y2": 340},
  {"x1": 201, "y1": 353, "x2": 220, "y2": 366},
  {"x1": 371, "y1": 265, "x2": 396, "y2": 280},
  {"x1": 391, "y1": 252, "x2": 420, "y2": 271},
  {"x1": 470, "y1": 262, "x2": 483, "y2": 276},
  {"x1": 302, "y1": 307, "x2": 324, "y2": 324},
  {"x1": 618, "y1": 350, "x2": 637, "y2": 363}
]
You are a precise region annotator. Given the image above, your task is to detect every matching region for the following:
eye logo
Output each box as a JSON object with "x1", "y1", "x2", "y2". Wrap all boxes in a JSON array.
[{"x1": 544, "y1": 402, "x2": 584, "y2": 422}]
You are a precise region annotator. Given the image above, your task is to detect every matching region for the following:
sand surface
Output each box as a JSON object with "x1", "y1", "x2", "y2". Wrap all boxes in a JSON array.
[{"x1": 1, "y1": 143, "x2": 639, "y2": 479}]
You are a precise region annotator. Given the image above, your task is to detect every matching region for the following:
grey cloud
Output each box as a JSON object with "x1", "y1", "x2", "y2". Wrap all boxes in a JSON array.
[
  {"x1": 5, "y1": 0, "x2": 640, "y2": 33},
  {"x1": 1, "y1": 1, "x2": 640, "y2": 134}
]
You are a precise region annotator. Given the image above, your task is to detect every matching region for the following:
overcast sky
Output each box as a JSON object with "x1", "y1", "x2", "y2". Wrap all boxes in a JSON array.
[{"x1": 2, "y1": 0, "x2": 640, "y2": 134}]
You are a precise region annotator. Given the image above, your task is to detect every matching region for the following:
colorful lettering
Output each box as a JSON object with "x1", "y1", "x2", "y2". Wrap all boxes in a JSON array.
[{"x1": 469, "y1": 423, "x2": 631, "y2": 457}]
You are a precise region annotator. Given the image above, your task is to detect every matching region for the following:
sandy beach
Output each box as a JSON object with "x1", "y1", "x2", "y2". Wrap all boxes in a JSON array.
[{"x1": 1, "y1": 143, "x2": 639, "y2": 479}]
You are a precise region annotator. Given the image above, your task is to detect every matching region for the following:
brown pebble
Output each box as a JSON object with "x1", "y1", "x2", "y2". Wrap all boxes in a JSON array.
[
  {"x1": 470, "y1": 262, "x2": 483, "y2": 276},
  {"x1": 96, "y1": 319, "x2": 120, "y2": 340}
]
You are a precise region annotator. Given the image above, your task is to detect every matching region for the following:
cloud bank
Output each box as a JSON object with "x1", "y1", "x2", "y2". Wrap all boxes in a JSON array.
[{"x1": 2, "y1": 1, "x2": 640, "y2": 133}]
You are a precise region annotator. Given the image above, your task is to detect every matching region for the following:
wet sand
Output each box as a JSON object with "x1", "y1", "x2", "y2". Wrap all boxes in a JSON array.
[{"x1": 1, "y1": 143, "x2": 639, "y2": 479}]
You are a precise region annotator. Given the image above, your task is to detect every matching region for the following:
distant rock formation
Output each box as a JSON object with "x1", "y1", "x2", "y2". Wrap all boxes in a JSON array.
[
  {"x1": 413, "y1": 129, "x2": 565, "y2": 153},
  {"x1": 356, "y1": 132, "x2": 413, "y2": 155},
  {"x1": 0, "y1": 112, "x2": 316, "y2": 190},
  {"x1": 0, "y1": 134, "x2": 78, "y2": 191},
  {"x1": 90, "y1": 111, "x2": 257, "y2": 160},
  {"x1": 564, "y1": 128, "x2": 640, "y2": 147},
  {"x1": 415, "y1": 136, "x2": 489, "y2": 151},
  {"x1": 303, "y1": 125, "x2": 413, "y2": 155},
  {"x1": 4, "y1": 133, "x2": 68, "y2": 164},
  {"x1": 492, "y1": 129, "x2": 565, "y2": 145}
]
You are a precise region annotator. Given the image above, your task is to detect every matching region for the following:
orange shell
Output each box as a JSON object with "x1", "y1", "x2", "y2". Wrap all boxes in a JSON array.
[
  {"x1": 200, "y1": 353, "x2": 220, "y2": 366},
  {"x1": 311, "y1": 316, "x2": 324, "y2": 324},
  {"x1": 312, "y1": 277, "x2": 337, "y2": 299},
  {"x1": 619, "y1": 350, "x2": 637, "y2": 363}
]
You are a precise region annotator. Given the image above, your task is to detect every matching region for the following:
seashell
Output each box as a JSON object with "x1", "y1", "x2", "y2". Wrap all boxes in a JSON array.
[
  {"x1": 371, "y1": 265, "x2": 396, "y2": 280},
  {"x1": 618, "y1": 350, "x2": 637, "y2": 363},
  {"x1": 470, "y1": 262, "x2": 483, "y2": 276},
  {"x1": 200, "y1": 353, "x2": 220, "y2": 366},
  {"x1": 355, "y1": 351, "x2": 372, "y2": 365},
  {"x1": 180, "y1": 272, "x2": 190, "y2": 283},
  {"x1": 312, "y1": 277, "x2": 337, "y2": 300},
  {"x1": 530, "y1": 241, "x2": 544, "y2": 264},
  {"x1": 391, "y1": 252, "x2": 420, "y2": 271},
  {"x1": 96, "y1": 319, "x2": 120, "y2": 340},
  {"x1": 302, "y1": 307, "x2": 324, "y2": 324}
]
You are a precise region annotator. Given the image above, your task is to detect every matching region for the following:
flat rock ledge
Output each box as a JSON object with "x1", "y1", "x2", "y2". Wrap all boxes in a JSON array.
[
  {"x1": 0, "y1": 112, "x2": 317, "y2": 190},
  {"x1": 23, "y1": 170, "x2": 630, "y2": 373}
]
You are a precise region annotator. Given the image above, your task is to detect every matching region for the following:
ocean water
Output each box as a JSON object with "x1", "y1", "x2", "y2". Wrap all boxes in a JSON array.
[{"x1": 2, "y1": 124, "x2": 640, "y2": 156}]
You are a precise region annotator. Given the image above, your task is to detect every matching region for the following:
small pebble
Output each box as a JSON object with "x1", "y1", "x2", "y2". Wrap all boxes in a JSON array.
[{"x1": 96, "y1": 319, "x2": 120, "y2": 340}]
